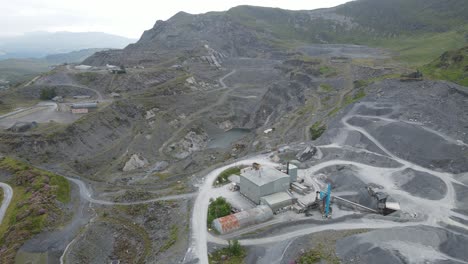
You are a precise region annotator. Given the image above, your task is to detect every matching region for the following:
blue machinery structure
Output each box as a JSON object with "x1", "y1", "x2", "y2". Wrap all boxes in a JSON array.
[{"x1": 319, "y1": 184, "x2": 332, "y2": 218}]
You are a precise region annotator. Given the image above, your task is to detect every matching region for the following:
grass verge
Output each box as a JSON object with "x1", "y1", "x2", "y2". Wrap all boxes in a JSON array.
[
  {"x1": 0, "y1": 157, "x2": 71, "y2": 263},
  {"x1": 209, "y1": 240, "x2": 246, "y2": 264},
  {"x1": 214, "y1": 167, "x2": 241, "y2": 187},
  {"x1": 310, "y1": 121, "x2": 327, "y2": 140}
]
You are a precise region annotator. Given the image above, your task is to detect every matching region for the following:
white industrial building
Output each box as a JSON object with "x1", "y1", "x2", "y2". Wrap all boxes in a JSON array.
[{"x1": 239, "y1": 164, "x2": 291, "y2": 204}]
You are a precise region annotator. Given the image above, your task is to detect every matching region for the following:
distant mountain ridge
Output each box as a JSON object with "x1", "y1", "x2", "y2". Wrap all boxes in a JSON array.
[
  {"x1": 84, "y1": 0, "x2": 468, "y2": 66},
  {"x1": 0, "y1": 32, "x2": 135, "y2": 59}
]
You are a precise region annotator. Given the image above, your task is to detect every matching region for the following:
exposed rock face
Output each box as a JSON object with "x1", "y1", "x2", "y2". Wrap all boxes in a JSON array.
[
  {"x1": 150, "y1": 161, "x2": 169, "y2": 172},
  {"x1": 145, "y1": 108, "x2": 158, "y2": 120},
  {"x1": 123, "y1": 154, "x2": 149, "y2": 172},
  {"x1": 169, "y1": 130, "x2": 209, "y2": 159},
  {"x1": 218, "y1": 120, "x2": 234, "y2": 131},
  {"x1": 296, "y1": 145, "x2": 317, "y2": 161},
  {"x1": 83, "y1": 10, "x2": 277, "y2": 66}
]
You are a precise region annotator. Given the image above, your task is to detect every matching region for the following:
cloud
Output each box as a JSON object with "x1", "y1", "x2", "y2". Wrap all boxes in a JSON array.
[{"x1": 0, "y1": 0, "x2": 350, "y2": 38}]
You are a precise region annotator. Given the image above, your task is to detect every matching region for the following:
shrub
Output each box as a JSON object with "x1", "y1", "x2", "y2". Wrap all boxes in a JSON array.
[
  {"x1": 215, "y1": 167, "x2": 241, "y2": 186},
  {"x1": 310, "y1": 121, "x2": 326, "y2": 140},
  {"x1": 40, "y1": 88, "x2": 57, "y2": 100},
  {"x1": 207, "y1": 197, "x2": 232, "y2": 227},
  {"x1": 227, "y1": 240, "x2": 244, "y2": 257}
]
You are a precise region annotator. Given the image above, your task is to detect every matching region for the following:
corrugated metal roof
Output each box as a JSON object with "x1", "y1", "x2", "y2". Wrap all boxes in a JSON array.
[
  {"x1": 216, "y1": 214, "x2": 240, "y2": 233},
  {"x1": 71, "y1": 102, "x2": 98, "y2": 109},
  {"x1": 213, "y1": 206, "x2": 273, "y2": 234},
  {"x1": 241, "y1": 166, "x2": 290, "y2": 187},
  {"x1": 261, "y1": 192, "x2": 292, "y2": 205}
]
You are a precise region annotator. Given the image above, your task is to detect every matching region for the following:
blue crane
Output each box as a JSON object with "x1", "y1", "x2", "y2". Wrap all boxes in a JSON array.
[{"x1": 319, "y1": 184, "x2": 332, "y2": 218}]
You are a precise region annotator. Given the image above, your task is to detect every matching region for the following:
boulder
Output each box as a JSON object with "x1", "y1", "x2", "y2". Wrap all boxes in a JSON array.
[
  {"x1": 296, "y1": 145, "x2": 317, "y2": 161},
  {"x1": 123, "y1": 154, "x2": 149, "y2": 172}
]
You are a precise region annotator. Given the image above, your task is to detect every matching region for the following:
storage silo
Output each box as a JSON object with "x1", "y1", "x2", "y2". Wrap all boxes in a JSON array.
[{"x1": 212, "y1": 205, "x2": 274, "y2": 234}]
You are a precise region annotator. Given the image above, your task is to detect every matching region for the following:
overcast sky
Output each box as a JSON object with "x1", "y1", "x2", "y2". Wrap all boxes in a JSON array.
[{"x1": 1, "y1": 0, "x2": 351, "y2": 39}]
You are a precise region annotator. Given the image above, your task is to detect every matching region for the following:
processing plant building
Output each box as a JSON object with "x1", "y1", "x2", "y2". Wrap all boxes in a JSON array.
[{"x1": 239, "y1": 164, "x2": 293, "y2": 204}]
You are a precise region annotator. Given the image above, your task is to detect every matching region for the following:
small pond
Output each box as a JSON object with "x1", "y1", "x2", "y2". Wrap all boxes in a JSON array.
[{"x1": 207, "y1": 128, "x2": 250, "y2": 149}]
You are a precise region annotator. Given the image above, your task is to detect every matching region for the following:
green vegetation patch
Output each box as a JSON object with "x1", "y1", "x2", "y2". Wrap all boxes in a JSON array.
[
  {"x1": 207, "y1": 197, "x2": 232, "y2": 227},
  {"x1": 319, "y1": 83, "x2": 333, "y2": 92},
  {"x1": 39, "y1": 87, "x2": 57, "y2": 100},
  {"x1": 353, "y1": 80, "x2": 370, "y2": 89},
  {"x1": 0, "y1": 157, "x2": 71, "y2": 263},
  {"x1": 368, "y1": 27, "x2": 468, "y2": 66},
  {"x1": 423, "y1": 45, "x2": 468, "y2": 87},
  {"x1": 209, "y1": 240, "x2": 246, "y2": 264},
  {"x1": 319, "y1": 66, "x2": 338, "y2": 77},
  {"x1": 215, "y1": 167, "x2": 241, "y2": 187},
  {"x1": 310, "y1": 121, "x2": 327, "y2": 140},
  {"x1": 0, "y1": 58, "x2": 50, "y2": 84},
  {"x1": 296, "y1": 243, "x2": 340, "y2": 264},
  {"x1": 344, "y1": 89, "x2": 366, "y2": 105},
  {"x1": 160, "y1": 225, "x2": 179, "y2": 252}
]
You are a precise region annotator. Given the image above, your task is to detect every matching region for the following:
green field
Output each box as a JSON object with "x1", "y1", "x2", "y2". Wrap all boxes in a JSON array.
[
  {"x1": 369, "y1": 28, "x2": 468, "y2": 66},
  {"x1": 0, "y1": 58, "x2": 50, "y2": 84}
]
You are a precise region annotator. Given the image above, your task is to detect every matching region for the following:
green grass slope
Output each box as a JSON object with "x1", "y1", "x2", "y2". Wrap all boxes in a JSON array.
[
  {"x1": 0, "y1": 58, "x2": 50, "y2": 84},
  {"x1": 423, "y1": 46, "x2": 468, "y2": 87},
  {"x1": 335, "y1": 0, "x2": 468, "y2": 34},
  {"x1": 0, "y1": 157, "x2": 71, "y2": 263},
  {"x1": 226, "y1": 1, "x2": 468, "y2": 65}
]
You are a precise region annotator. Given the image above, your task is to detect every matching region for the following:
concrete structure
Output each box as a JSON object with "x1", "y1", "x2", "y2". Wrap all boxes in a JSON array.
[
  {"x1": 260, "y1": 192, "x2": 294, "y2": 212},
  {"x1": 212, "y1": 205, "x2": 273, "y2": 234},
  {"x1": 70, "y1": 102, "x2": 98, "y2": 109},
  {"x1": 239, "y1": 165, "x2": 291, "y2": 204},
  {"x1": 73, "y1": 95, "x2": 91, "y2": 99},
  {"x1": 52, "y1": 96, "x2": 64, "y2": 102},
  {"x1": 71, "y1": 108, "x2": 89, "y2": 114},
  {"x1": 75, "y1": 65, "x2": 93, "y2": 70},
  {"x1": 287, "y1": 162, "x2": 298, "y2": 182},
  {"x1": 110, "y1": 92, "x2": 121, "y2": 98},
  {"x1": 70, "y1": 102, "x2": 98, "y2": 114},
  {"x1": 291, "y1": 182, "x2": 310, "y2": 194}
]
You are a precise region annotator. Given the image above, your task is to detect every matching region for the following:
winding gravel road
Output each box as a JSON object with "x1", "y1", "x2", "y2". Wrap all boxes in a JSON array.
[
  {"x1": 0, "y1": 182, "x2": 13, "y2": 225},
  {"x1": 183, "y1": 101, "x2": 468, "y2": 264},
  {"x1": 65, "y1": 177, "x2": 196, "y2": 205}
]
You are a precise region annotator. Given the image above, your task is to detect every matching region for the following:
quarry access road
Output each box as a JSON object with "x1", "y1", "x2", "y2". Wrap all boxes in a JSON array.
[
  {"x1": 65, "y1": 177, "x2": 196, "y2": 205},
  {"x1": 184, "y1": 156, "x2": 278, "y2": 264},
  {"x1": 185, "y1": 101, "x2": 468, "y2": 264},
  {"x1": 53, "y1": 83, "x2": 104, "y2": 101},
  {"x1": 0, "y1": 182, "x2": 13, "y2": 225}
]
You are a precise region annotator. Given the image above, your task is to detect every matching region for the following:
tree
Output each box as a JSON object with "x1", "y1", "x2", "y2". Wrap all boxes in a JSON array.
[
  {"x1": 227, "y1": 240, "x2": 243, "y2": 256},
  {"x1": 207, "y1": 197, "x2": 232, "y2": 227},
  {"x1": 40, "y1": 88, "x2": 57, "y2": 100}
]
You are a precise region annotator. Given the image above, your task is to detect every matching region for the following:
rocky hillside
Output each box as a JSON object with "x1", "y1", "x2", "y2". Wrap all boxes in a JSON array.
[
  {"x1": 335, "y1": 0, "x2": 468, "y2": 34},
  {"x1": 423, "y1": 46, "x2": 468, "y2": 86},
  {"x1": 84, "y1": 0, "x2": 468, "y2": 66}
]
